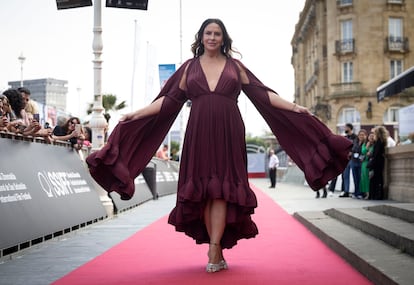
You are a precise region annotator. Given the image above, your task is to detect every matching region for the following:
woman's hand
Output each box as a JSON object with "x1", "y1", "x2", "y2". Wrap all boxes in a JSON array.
[
  {"x1": 70, "y1": 130, "x2": 79, "y2": 138},
  {"x1": 120, "y1": 97, "x2": 164, "y2": 122},
  {"x1": 292, "y1": 103, "x2": 312, "y2": 115},
  {"x1": 119, "y1": 112, "x2": 138, "y2": 122},
  {"x1": 0, "y1": 116, "x2": 8, "y2": 128}
]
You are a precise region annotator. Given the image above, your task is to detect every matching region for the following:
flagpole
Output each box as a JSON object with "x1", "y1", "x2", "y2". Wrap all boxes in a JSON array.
[
  {"x1": 178, "y1": 0, "x2": 186, "y2": 160},
  {"x1": 131, "y1": 19, "x2": 138, "y2": 112}
]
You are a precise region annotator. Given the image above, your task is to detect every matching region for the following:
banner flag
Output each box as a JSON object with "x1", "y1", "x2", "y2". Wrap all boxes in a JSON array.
[{"x1": 158, "y1": 64, "x2": 176, "y2": 89}]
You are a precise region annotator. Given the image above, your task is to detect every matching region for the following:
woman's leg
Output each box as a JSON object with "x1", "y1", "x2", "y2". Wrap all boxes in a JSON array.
[{"x1": 204, "y1": 199, "x2": 227, "y2": 264}]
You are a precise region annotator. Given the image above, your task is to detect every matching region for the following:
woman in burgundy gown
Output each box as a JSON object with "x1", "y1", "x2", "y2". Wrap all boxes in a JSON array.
[{"x1": 86, "y1": 19, "x2": 352, "y2": 273}]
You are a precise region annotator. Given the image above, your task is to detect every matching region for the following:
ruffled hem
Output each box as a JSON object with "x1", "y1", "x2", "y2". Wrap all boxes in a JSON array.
[
  {"x1": 168, "y1": 177, "x2": 258, "y2": 249},
  {"x1": 303, "y1": 134, "x2": 352, "y2": 191}
]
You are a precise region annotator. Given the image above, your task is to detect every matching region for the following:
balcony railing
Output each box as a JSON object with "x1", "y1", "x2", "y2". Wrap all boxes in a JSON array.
[
  {"x1": 335, "y1": 39, "x2": 355, "y2": 55},
  {"x1": 385, "y1": 36, "x2": 409, "y2": 53},
  {"x1": 331, "y1": 82, "x2": 362, "y2": 97}
]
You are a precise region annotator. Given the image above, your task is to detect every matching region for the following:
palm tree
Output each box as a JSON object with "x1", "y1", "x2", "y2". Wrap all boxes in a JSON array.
[{"x1": 87, "y1": 94, "x2": 127, "y2": 123}]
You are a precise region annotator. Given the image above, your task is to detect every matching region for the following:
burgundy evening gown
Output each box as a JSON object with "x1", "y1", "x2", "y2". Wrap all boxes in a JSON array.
[{"x1": 86, "y1": 57, "x2": 352, "y2": 249}]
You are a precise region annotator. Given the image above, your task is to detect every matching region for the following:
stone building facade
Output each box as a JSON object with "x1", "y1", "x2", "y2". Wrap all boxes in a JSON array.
[
  {"x1": 291, "y1": 0, "x2": 414, "y2": 140},
  {"x1": 8, "y1": 78, "x2": 68, "y2": 111}
]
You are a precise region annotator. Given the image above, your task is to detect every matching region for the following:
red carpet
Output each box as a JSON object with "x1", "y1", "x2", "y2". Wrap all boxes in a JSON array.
[{"x1": 53, "y1": 186, "x2": 372, "y2": 285}]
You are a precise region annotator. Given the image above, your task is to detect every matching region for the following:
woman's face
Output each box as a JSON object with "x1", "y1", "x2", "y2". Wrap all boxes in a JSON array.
[
  {"x1": 68, "y1": 118, "x2": 79, "y2": 131},
  {"x1": 1, "y1": 98, "x2": 10, "y2": 113},
  {"x1": 358, "y1": 131, "x2": 367, "y2": 142},
  {"x1": 202, "y1": 23, "x2": 223, "y2": 53},
  {"x1": 368, "y1": 133, "x2": 374, "y2": 142}
]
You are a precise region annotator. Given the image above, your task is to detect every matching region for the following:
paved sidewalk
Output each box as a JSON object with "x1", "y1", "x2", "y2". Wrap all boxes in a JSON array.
[
  {"x1": 0, "y1": 179, "x2": 393, "y2": 285},
  {"x1": 251, "y1": 178, "x2": 394, "y2": 214}
]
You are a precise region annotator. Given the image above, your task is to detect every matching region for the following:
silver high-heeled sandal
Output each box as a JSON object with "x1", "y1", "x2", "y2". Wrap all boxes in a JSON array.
[
  {"x1": 206, "y1": 260, "x2": 228, "y2": 273},
  {"x1": 206, "y1": 243, "x2": 228, "y2": 273}
]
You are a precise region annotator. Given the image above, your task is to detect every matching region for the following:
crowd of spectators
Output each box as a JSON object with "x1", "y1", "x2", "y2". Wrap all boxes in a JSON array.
[
  {"x1": 322, "y1": 123, "x2": 398, "y2": 200},
  {"x1": 0, "y1": 87, "x2": 91, "y2": 150}
]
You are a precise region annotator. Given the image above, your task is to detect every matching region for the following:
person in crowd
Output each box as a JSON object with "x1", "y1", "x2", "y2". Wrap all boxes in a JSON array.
[
  {"x1": 360, "y1": 132, "x2": 374, "y2": 199},
  {"x1": 268, "y1": 149, "x2": 279, "y2": 188},
  {"x1": 327, "y1": 176, "x2": 344, "y2": 196},
  {"x1": 86, "y1": 18, "x2": 352, "y2": 273},
  {"x1": 367, "y1": 126, "x2": 387, "y2": 200},
  {"x1": 399, "y1": 132, "x2": 414, "y2": 145},
  {"x1": 350, "y1": 129, "x2": 367, "y2": 198},
  {"x1": 3, "y1": 88, "x2": 40, "y2": 136},
  {"x1": 339, "y1": 123, "x2": 358, "y2": 197},
  {"x1": 385, "y1": 129, "x2": 396, "y2": 148},
  {"x1": 82, "y1": 126, "x2": 92, "y2": 147},
  {"x1": 315, "y1": 185, "x2": 328, "y2": 198},
  {"x1": 156, "y1": 144, "x2": 169, "y2": 161},
  {"x1": 52, "y1": 116, "x2": 85, "y2": 150},
  {"x1": 0, "y1": 94, "x2": 10, "y2": 131},
  {"x1": 18, "y1": 87, "x2": 39, "y2": 117}
]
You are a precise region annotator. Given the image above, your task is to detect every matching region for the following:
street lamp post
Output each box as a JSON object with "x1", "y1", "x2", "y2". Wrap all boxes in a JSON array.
[
  {"x1": 90, "y1": 0, "x2": 108, "y2": 151},
  {"x1": 89, "y1": 0, "x2": 113, "y2": 215},
  {"x1": 18, "y1": 53, "x2": 26, "y2": 87}
]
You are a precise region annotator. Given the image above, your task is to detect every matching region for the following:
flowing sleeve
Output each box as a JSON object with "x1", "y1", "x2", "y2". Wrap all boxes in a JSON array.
[
  {"x1": 237, "y1": 60, "x2": 352, "y2": 191},
  {"x1": 85, "y1": 60, "x2": 192, "y2": 200}
]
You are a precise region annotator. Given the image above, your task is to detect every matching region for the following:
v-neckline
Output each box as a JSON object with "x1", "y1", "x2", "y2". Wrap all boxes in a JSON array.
[{"x1": 198, "y1": 57, "x2": 228, "y2": 93}]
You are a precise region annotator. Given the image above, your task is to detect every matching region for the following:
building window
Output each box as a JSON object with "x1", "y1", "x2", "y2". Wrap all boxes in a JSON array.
[
  {"x1": 389, "y1": 18, "x2": 403, "y2": 42},
  {"x1": 338, "y1": 0, "x2": 353, "y2": 7},
  {"x1": 337, "y1": 107, "x2": 360, "y2": 134},
  {"x1": 342, "y1": 62, "x2": 353, "y2": 83},
  {"x1": 387, "y1": 0, "x2": 403, "y2": 4},
  {"x1": 383, "y1": 106, "x2": 400, "y2": 124},
  {"x1": 341, "y1": 20, "x2": 353, "y2": 41},
  {"x1": 390, "y1": 60, "x2": 403, "y2": 78},
  {"x1": 336, "y1": 20, "x2": 354, "y2": 54},
  {"x1": 387, "y1": 18, "x2": 406, "y2": 52}
]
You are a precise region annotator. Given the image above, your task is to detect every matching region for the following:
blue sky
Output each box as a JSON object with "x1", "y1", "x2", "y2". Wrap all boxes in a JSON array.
[{"x1": 0, "y1": 0, "x2": 305, "y2": 136}]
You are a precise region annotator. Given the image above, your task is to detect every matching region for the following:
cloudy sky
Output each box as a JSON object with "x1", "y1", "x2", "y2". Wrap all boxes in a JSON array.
[{"x1": 0, "y1": 0, "x2": 305, "y2": 136}]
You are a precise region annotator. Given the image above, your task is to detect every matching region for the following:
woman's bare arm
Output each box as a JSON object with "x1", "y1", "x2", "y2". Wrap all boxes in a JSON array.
[
  {"x1": 267, "y1": 91, "x2": 310, "y2": 114},
  {"x1": 120, "y1": 63, "x2": 189, "y2": 122},
  {"x1": 120, "y1": 97, "x2": 165, "y2": 121},
  {"x1": 237, "y1": 62, "x2": 311, "y2": 114}
]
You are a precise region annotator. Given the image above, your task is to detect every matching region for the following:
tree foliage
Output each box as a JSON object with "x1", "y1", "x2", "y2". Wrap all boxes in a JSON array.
[
  {"x1": 87, "y1": 94, "x2": 127, "y2": 123},
  {"x1": 245, "y1": 135, "x2": 266, "y2": 147}
]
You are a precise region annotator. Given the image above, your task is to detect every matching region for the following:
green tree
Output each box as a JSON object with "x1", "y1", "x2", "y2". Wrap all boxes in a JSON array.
[
  {"x1": 87, "y1": 94, "x2": 127, "y2": 123},
  {"x1": 245, "y1": 135, "x2": 266, "y2": 148},
  {"x1": 170, "y1": 141, "x2": 180, "y2": 161}
]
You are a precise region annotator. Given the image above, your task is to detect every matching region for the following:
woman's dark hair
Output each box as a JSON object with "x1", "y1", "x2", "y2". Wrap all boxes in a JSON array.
[
  {"x1": 62, "y1": 117, "x2": 80, "y2": 134},
  {"x1": 191, "y1": 18, "x2": 239, "y2": 58},
  {"x1": 84, "y1": 126, "x2": 92, "y2": 142},
  {"x1": 3, "y1": 88, "x2": 24, "y2": 119}
]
